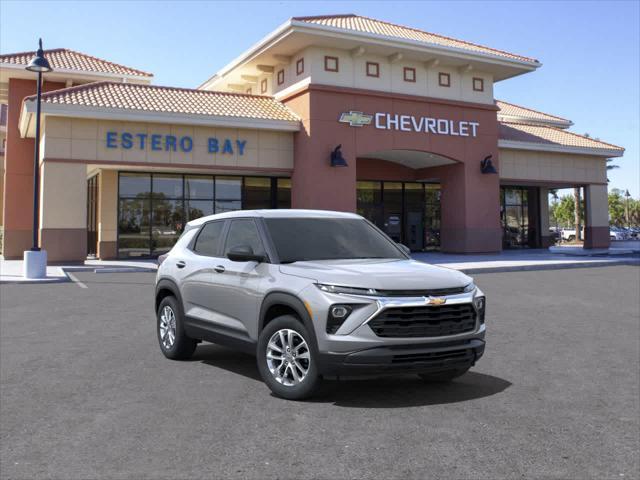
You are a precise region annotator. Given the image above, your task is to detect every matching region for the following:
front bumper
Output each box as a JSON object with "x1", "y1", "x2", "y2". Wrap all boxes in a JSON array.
[{"x1": 317, "y1": 335, "x2": 485, "y2": 376}]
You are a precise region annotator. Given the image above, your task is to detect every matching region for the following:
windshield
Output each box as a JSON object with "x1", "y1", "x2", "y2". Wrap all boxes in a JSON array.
[{"x1": 265, "y1": 217, "x2": 406, "y2": 263}]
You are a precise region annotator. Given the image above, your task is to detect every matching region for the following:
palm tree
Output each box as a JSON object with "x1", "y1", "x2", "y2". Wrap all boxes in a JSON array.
[{"x1": 574, "y1": 187, "x2": 581, "y2": 241}]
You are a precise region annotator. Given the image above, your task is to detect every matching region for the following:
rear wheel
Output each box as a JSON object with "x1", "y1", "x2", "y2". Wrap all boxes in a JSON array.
[
  {"x1": 257, "y1": 315, "x2": 321, "y2": 400},
  {"x1": 418, "y1": 368, "x2": 470, "y2": 383},
  {"x1": 157, "y1": 296, "x2": 197, "y2": 360}
]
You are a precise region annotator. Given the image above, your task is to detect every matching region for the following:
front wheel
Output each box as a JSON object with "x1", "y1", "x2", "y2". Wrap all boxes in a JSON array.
[
  {"x1": 257, "y1": 315, "x2": 321, "y2": 400},
  {"x1": 418, "y1": 368, "x2": 470, "y2": 383}
]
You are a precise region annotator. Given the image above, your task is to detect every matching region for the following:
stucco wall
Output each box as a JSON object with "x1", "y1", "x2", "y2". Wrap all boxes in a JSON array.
[
  {"x1": 499, "y1": 148, "x2": 607, "y2": 184},
  {"x1": 273, "y1": 46, "x2": 494, "y2": 105},
  {"x1": 41, "y1": 117, "x2": 294, "y2": 171}
]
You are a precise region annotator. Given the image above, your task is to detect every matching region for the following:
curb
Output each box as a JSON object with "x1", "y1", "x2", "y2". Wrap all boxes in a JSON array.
[{"x1": 458, "y1": 259, "x2": 640, "y2": 275}]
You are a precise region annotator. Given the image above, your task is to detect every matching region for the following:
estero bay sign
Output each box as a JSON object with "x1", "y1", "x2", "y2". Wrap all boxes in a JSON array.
[
  {"x1": 339, "y1": 111, "x2": 480, "y2": 137},
  {"x1": 105, "y1": 131, "x2": 248, "y2": 155}
]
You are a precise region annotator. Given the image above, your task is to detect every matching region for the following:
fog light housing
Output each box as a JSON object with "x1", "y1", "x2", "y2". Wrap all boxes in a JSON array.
[
  {"x1": 474, "y1": 296, "x2": 486, "y2": 324},
  {"x1": 326, "y1": 305, "x2": 352, "y2": 334}
]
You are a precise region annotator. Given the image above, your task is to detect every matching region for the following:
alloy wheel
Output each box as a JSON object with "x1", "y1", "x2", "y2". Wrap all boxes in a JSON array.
[
  {"x1": 159, "y1": 305, "x2": 177, "y2": 350},
  {"x1": 266, "y1": 329, "x2": 311, "y2": 386}
]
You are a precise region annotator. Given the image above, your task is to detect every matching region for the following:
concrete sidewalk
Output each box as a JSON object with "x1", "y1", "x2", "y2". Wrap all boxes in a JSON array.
[
  {"x1": 2, "y1": 249, "x2": 637, "y2": 283},
  {"x1": 0, "y1": 258, "x2": 158, "y2": 284}
]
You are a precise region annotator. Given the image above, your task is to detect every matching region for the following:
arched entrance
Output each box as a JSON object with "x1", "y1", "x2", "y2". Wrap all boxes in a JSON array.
[{"x1": 356, "y1": 150, "x2": 457, "y2": 251}]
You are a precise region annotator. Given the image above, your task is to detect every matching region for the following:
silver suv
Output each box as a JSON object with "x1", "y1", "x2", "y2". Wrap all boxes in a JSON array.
[{"x1": 155, "y1": 210, "x2": 486, "y2": 400}]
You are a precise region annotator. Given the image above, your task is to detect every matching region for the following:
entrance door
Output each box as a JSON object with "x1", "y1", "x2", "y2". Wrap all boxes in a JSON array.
[{"x1": 86, "y1": 175, "x2": 99, "y2": 257}]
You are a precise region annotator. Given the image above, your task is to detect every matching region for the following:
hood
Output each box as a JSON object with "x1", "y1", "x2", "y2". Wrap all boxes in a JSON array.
[{"x1": 279, "y1": 259, "x2": 471, "y2": 290}]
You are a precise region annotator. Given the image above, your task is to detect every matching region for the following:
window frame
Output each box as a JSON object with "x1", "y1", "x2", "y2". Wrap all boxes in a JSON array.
[
  {"x1": 260, "y1": 78, "x2": 268, "y2": 94},
  {"x1": 296, "y1": 58, "x2": 304, "y2": 76},
  {"x1": 366, "y1": 61, "x2": 380, "y2": 78},
  {"x1": 223, "y1": 218, "x2": 270, "y2": 261},
  {"x1": 324, "y1": 55, "x2": 339, "y2": 72},
  {"x1": 403, "y1": 67, "x2": 416, "y2": 83},
  {"x1": 277, "y1": 69, "x2": 284, "y2": 85},
  {"x1": 472, "y1": 77, "x2": 484, "y2": 92},
  {"x1": 438, "y1": 72, "x2": 451, "y2": 87},
  {"x1": 190, "y1": 219, "x2": 228, "y2": 257}
]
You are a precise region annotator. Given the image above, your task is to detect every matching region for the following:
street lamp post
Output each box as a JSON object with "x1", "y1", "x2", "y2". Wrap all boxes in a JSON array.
[
  {"x1": 23, "y1": 39, "x2": 53, "y2": 279},
  {"x1": 625, "y1": 189, "x2": 631, "y2": 229}
]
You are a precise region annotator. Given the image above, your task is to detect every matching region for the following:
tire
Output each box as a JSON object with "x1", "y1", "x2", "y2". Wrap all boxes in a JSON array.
[
  {"x1": 567, "y1": 235, "x2": 575, "y2": 242},
  {"x1": 256, "y1": 315, "x2": 321, "y2": 400},
  {"x1": 418, "y1": 367, "x2": 470, "y2": 383},
  {"x1": 157, "y1": 295, "x2": 197, "y2": 360}
]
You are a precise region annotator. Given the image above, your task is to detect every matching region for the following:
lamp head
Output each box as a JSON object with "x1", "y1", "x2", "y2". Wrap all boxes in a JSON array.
[
  {"x1": 26, "y1": 39, "x2": 53, "y2": 73},
  {"x1": 330, "y1": 144, "x2": 348, "y2": 167}
]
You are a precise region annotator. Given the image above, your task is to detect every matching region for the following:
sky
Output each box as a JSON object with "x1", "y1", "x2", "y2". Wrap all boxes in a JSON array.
[{"x1": 1, "y1": 0, "x2": 638, "y2": 197}]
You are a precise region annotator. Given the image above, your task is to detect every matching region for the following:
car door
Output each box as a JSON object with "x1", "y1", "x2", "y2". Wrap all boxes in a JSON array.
[
  {"x1": 213, "y1": 218, "x2": 270, "y2": 340},
  {"x1": 179, "y1": 219, "x2": 249, "y2": 335}
]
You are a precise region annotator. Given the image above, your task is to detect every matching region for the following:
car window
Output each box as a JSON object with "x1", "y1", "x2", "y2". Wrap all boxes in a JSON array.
[
  {"x1": 224, "y1": 219, "x2": 265, "y2": 256},
  {"x1": 264, "y1": 217, "x2": 405, "y2": 263},
  {"x1": 193, "y1": 221, "x2": 225, "y2": 257}
]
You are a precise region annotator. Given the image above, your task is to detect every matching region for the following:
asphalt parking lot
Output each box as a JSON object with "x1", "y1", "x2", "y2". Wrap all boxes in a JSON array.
[{"x1": 1, "y1": 266, "x2": 639, "y2": 479}]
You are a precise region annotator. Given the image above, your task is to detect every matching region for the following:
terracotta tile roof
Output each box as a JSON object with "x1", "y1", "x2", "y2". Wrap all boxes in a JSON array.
[
  {"x1": 0, "y1": 48, "x2": 152, "y2": 78},
  {"x1": 27, "y1": 81, "x2": 299, "y2": 122},
  {"x1": 293, "y1": 14, "x2": 538, "y2": 64},
  {"x1": 499, "y1": 122, "x2": 624, "y2": 153},
  {"x1": 496, "y1": 100, "x2": 571, "y2": 126}
]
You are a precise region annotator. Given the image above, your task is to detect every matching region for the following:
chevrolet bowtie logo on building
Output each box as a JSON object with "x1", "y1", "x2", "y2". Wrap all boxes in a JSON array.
[
  {"x1": 338, "y1": 111, "x2": 373, "y2": 127},
  {"x1": 426, "y1": 297, "x2": 447, "y2": 306}
]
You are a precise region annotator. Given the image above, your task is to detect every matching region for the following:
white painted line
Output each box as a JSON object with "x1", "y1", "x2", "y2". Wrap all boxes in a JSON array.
[{"x1": 66, "y1": 272, "x2": 88, "y2": 289}]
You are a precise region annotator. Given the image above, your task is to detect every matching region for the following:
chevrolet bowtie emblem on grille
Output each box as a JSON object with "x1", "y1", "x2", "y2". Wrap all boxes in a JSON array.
[
  {"x1": 426, "y1": 297, "x2": 447, "y2": 306},
  {"x1": 338, "y1": 111, "x2": 373, "y2": 127}
]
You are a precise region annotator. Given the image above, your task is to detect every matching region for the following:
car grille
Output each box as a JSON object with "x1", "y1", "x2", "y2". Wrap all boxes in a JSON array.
[
  {"x1": 374, "y1": 286, "x2": 466, "y2": 297},
  {"x1": 368, "y1": 304, "x2": 476, "y2": 338},
  {"x1": 391, "y1": 348, "x2": 475, "y2": 365}
]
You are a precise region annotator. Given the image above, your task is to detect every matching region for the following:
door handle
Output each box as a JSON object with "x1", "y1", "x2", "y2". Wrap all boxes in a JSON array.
[
  {"x1": 176, "y1": 261, "x2": 186, "y2": 269},
  {"x1": 214, "y1": 265, "x2": 226, "y2": 273}
]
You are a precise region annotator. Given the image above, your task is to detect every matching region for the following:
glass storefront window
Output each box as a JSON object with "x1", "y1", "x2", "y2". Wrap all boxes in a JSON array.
[
  {"x1": 153, "y1": 174, "x2": 183, "y2": 199},
  {"x1": 186, "y1": 199, "x2": 214, "y2": 222},
  {"x1": 277, "y1": 178, "x2": 291, "y2": 209},
  {"x1": 356, "y1": 181, "x2": 441, "y2": 251},
  {"x1": 118, "y1": 197, "x2": 151, "y2": 257},
  {"x1": 185, "y1": 176, "x2": 214, "y2": 200},
  {"x1": 501, "y1": 186, "x2": 538, "y2": 248},
  {"x1": 117, "y1": 173, "x2": 289, "y2": 258},
  {"x1": 151, "y1": 199, "x2": 184, "y2": 256},
  {"x1": 244, "y1": 177, "x2": 272, "y2": 210},
  {"x1": 119, "y1": 173, "x2": 151, "y2": 197}
]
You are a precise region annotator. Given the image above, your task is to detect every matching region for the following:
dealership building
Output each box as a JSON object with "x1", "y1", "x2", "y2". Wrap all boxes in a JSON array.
[{"x1": 0, "y1": 14, "x2": 624, "y2": 261}]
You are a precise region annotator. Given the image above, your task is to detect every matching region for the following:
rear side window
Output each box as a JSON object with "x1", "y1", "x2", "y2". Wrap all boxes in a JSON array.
[
  {"x1": 224, "y1": 219, "x2": 265, "y2": 256},
  {"x1": 193, "y1": 221, "x2": 225, "y2": 257}
]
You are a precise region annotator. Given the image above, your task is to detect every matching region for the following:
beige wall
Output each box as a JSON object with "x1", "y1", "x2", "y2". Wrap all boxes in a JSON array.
[
  {"x1": 499, "y1": 149, "x2": 607, "y2": 184},
  {"x1": 40, "y1": 161, "x2": 86, "y2": 229},
  {"x1": 98, "y1": 169, "x2": 118, "y2": 243},
  {"x1": 42, "y1": 117, "x2": 294, "y2": 170},
  {"x1": 584, "y1": 184, "x2": 609, "y2": 228},
  {"x1": 266, "y1": 46, "x2": 494, "y2": 104}
]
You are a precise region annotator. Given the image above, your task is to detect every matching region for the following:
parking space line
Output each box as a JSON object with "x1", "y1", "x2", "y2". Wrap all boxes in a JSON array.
[{"x1": 66, "y1": 272, "x2": 88, "y2": 289}]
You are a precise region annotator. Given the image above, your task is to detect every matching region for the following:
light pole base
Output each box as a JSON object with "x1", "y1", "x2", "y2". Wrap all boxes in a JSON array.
[{"x1": 24, "y1": 249, "x2": 48, "y2": 279}]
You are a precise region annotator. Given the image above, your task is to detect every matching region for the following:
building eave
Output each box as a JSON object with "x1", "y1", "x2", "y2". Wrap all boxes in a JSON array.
[
  {"x1": 498, "y1": 140, "x2": 624, "y2": 158},
  {"x1": 19, "y1": 100, "x2": 301, "y2": 138},
  {"x1": 0, "y1": 62, "x2": 153, "y2": 83},
  {"x1": 497, "y1": 114, "x2": 573, "y2": 129},
  {"x1": 199, "y1": 18, "x2": 540, "y2": 89}
]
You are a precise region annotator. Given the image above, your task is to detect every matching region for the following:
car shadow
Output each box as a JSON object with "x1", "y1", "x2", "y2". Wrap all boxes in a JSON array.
[{"x1": 194, "y1": 344, "x2": 511, "y2": 408}]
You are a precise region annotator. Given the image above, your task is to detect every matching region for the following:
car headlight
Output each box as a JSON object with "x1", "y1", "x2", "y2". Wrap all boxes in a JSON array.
[
  {"x1": 474, "y1": 296, "x2": 486, "y2": 324},
  {"x1": 463, "y1": 282, "x2": 476, "y2": 293},
  {"x1": 316, "y1": 284, "x2": 379, "y2": 296}
]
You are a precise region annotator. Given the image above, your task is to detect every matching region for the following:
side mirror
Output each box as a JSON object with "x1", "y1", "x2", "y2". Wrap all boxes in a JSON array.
[
  {"x1": 397, "y1": 243, "x2": 411, "y2": 255},
  {"x1": 227, "y1": 245, "x2": 265, "y2": 263}
]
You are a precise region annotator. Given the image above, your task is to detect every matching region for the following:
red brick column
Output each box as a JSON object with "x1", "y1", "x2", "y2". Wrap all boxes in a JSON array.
[{"x1": 2, "y1": 78, "x2": 65, "y2": 259}]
